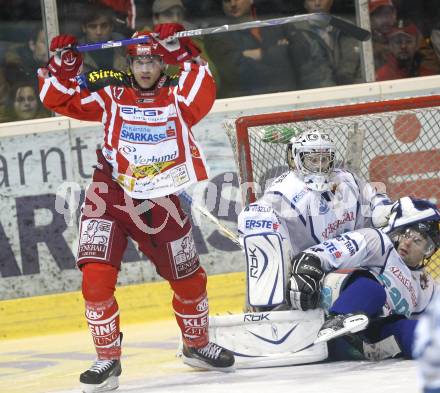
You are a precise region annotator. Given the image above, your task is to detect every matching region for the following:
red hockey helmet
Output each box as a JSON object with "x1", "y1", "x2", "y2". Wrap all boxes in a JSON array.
[{"x1": 126, "y1": 31, "x2": 162, "y2": 59}]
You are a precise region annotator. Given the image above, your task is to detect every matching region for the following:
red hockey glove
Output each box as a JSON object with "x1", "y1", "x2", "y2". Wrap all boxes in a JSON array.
[
  {"x1": 50, "y1": 34, "x2": 77, "y2": 52},
  {"x1": 153, "y1": 23, "x2": 185, "y2": 40},
  {"x1": 153, "y1": 23, "x2": 201, "y2": 65},
  {"x1": 47, "y1": 34, "x2": 83, "y2": 80}
]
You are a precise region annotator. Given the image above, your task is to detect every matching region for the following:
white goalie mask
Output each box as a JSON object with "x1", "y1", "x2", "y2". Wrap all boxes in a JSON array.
[{"x1": 287, "y1": 130, "x2": 336, "y2": 191}]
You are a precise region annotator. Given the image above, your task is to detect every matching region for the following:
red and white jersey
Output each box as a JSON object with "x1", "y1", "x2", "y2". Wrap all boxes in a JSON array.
[{"x1": 38, "y1": 63, "x2": 215, "y2": 199}]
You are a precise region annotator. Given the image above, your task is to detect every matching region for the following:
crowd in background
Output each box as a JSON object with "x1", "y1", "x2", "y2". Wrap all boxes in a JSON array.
[{"x1": 0, "y1": 0, "x2": 439, "y2": 123}]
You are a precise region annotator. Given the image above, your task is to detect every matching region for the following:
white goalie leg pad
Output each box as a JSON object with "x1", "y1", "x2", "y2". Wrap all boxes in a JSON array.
[
  {"x1": 207, "y1": 309, "x2": 328, "y2": 368},
  {"x1": 244, "y1": 232, "x2": 287, "y2": 308}
]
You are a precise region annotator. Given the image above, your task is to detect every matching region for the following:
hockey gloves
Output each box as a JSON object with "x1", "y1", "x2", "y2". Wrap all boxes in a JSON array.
[
  {"x1": 153, "y1": 23, "x2": 201, "y2": 65},
  {"x1": 154, "y1": 23, "x2": 185, "y2": 40},
  {"x1": 47, "y1": 34, "x2": 83, "y2": 80},
  {"x1": 287, "y1": 252, "x2": 324, "y2": 311}
]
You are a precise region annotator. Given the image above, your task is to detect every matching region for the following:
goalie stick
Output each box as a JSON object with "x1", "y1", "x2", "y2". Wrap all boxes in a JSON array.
[{"x1": 75, "y1": 12, "x2": 370, "y2": 53}]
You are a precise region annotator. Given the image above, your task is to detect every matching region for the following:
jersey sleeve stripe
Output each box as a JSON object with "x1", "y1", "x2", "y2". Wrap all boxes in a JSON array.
[
  {"x1": 50, "y1": 77, "x2": 78, "y2": 96},
  {"x1": 81, "y1": 95, "x2": 96, "y2": 104},
  {"x1": 178, "y1": 64, "x2": 190, "y2": 90},
  {"x1": 39, "y1": 77, "x2": 51, "y2": 102},
  {"x1": 91, "y1": 91, "x2": 107, "y2": 125},
  {"x1": 104, "y1": 87, "x2": 117, "y2": 142},
  {"x1": 344, "y1": 234, "x2": 359, "y2": 251},
  {"x1": 177, "y1": 65, "x2": 206, "y2": 106},
  {"x1": 308, "y1": 215, "x2": 321, "y2": 243},
  {"x1": 373, "y1": 228, "x2": 386, "y2": 255}
]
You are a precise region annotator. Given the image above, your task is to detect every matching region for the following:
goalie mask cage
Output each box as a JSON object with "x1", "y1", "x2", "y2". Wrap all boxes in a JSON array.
[{"x1": 224, "y1": 95, "x2": 440, "y2": 277}]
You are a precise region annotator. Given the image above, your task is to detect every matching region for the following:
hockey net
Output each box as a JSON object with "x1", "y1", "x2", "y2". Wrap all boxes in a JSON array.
[{"x1": 224, "y1": 95, "x2": 440, "y2": 278}]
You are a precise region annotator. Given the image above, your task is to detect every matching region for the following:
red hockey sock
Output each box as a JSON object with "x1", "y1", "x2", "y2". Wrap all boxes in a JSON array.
[
  {"x1": 170, "y1": 267, "x2": 209, "y2": 348},
  {"x1": 82, "y1": 263, "x2": 121, "y2": 359},
  {"x1": 85, "y1": 297, "x2": 121, "y2": 359}
]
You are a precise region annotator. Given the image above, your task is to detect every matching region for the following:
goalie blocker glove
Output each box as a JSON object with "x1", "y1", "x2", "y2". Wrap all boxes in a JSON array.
[{"x1": 287, "y1": 252, "x2": 324, "y2": 311}]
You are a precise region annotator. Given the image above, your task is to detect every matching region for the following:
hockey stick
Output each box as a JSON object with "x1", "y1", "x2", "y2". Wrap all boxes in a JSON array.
[
  {"x1": 76, "y1": 36, "x2": 152, "y2": 52},
  {"x1": 75, "y1": 12, "x2": 370, "y2": 52},
  {"x1": 178, "y1": 191, "x2": 242, "y2": 248}
]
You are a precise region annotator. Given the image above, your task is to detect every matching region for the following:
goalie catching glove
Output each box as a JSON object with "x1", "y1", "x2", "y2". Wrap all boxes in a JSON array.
[{"x1": 287, "y1": 252, "x2": 324, "y2": 311}]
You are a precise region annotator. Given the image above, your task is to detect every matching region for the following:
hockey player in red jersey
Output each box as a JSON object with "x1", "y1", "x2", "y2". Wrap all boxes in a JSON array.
[{"x1": 38, "y1": 24, "x2": 234, "y2": 393}]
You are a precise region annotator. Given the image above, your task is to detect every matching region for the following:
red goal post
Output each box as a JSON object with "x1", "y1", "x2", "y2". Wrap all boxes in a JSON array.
[{"x1": 224, "y1": 95, "x2": 440, "y2": 277}]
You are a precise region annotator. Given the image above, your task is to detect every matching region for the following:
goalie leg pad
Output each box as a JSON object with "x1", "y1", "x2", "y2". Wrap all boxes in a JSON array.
[
  {"x1": 207, "y1": 309, "x2": 328, "y2": 368},
  {"x1": 244, "y1": 232, "x2": 286, "y2": 308}
]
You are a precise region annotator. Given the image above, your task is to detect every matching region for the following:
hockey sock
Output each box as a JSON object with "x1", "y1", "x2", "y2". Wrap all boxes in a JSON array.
[
  {"x1": 170, "y1": 266, "x2": 209, "y2": 348},
  {"x1": 82, "y1": 263, "x2": 121, "y2": 360},
  {"x1": 85, "y1": 297, "x2": 121, "y2": 359},
  {"x1": 379, "y1": 318, "x2": 417, "y2": 359},
  {"x1": 330, "y1": 276, "x2": 386, "y2": 317}
]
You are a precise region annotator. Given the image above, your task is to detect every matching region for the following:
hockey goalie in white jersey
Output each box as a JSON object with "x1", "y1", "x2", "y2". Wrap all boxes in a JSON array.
[
  {"x1": 238, "y1": 130, "x2": 392, "y2": 311},
  {"x1": 206, "y1": 130, "x2": 397, "y2": 367}
]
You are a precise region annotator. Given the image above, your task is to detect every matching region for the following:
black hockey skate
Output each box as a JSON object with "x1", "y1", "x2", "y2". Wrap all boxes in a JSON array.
[
  {"x1": 182, "y1": 342, "x2": 235, "y2": 371},
  {"x1": 80, "y1": 359, "x2": 121, "y2": 393},
  {"x1": 314, "y1": 312, "x2": 369, "y2": 344}
]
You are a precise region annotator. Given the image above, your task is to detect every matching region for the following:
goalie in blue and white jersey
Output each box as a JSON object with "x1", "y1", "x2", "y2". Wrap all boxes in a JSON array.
[{"x1": 237, "y1": 129, "x2": 392, "y2": 310}]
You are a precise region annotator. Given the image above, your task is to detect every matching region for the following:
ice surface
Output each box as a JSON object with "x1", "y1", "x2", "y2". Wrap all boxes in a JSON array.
[
  {"x1": 0, "y1": 320, "x2": 420, "y2": 393},
  {"x1": 56, "y1": 359, "x2": 419, "y2": 393}
]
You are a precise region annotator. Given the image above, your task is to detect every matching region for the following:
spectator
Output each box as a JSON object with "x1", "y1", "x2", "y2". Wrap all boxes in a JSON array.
[
  {"x1": 147, "y1": 0, "x2": 220, "y2": 82},
  {"x1": 58, "y1": 0, "x2": 135, "y2": 37},
  {"x1": 152, "y1": 0, "x2": 187, "y2": 27},
  {"x1": 179, "y1": 0, "x2": 224, "y2": 27},
  {"x1": 204, "y1": 0, "x2": 296, "y2": 98},
  {"x1": 376, "y1": 23, "x2": 437, "y2": 81},
  {"x1": 286, "y1": 0, "x2": 362, "y2": 89},
  {"x1": 369, "y1": 0, "x2": 397, "y2": 69},
  {"x1": 9, "y1": 81, "x2": 49, "y2": 121},
  {"x1": 423, "y1": 20, "x2": 440, "y2": 74},
  {"x1": 79, "y1": 3, "x2": 128, "y2": 72},
  {"x1": 370, "y1": 0, "x2": 439, "y2": 76},
  {"x1": 4, "y1": 24, "x2": 48, "y2": 85}
]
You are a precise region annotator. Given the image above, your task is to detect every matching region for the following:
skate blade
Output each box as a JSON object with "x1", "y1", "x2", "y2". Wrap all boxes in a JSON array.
[
  {"x1": 314, "y1": 314, "x2": 369, "y2": 344},
  {"x1": 182, "y1": 356, "x2": 235, "y2": 373},
  {"x1": 81, "y1": 376, "x2": 119, "y2": 393}
]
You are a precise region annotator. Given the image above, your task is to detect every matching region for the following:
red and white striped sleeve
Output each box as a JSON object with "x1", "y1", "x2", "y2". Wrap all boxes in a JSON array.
[
  {"x1": 38, "y1": 68, "x2": 106, "y2": 123},
  {"x1": 175, "y1": 63, "x2": 216, "y2": 127}
]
